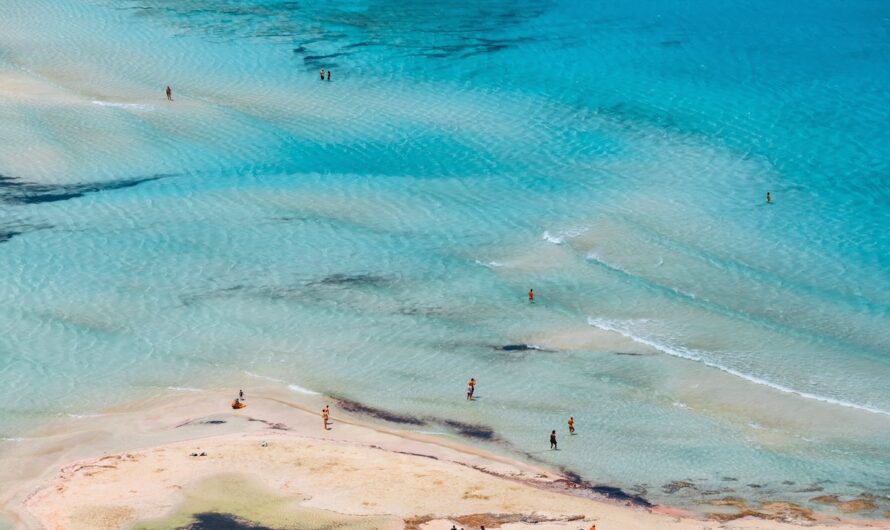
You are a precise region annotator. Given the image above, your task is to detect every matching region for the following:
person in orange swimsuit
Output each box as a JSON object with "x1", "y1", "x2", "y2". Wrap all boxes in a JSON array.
[
  {"x1": 568, "y1": 416, "x2": 575, "y2": 434},
  {"x1": 528, "y1": 289, "x2": 534, "y2": 302}
]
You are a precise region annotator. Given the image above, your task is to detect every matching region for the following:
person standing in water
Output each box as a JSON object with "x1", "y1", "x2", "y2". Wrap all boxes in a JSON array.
[
  {"x1": 466, "y1": 378, "x2": 476, "y2": 400},
  {"x1": 319, "y1": 68, "x2": 325, "y2": 81},
  {"x1": 568, "y1": 416, "x2": 575, "y2": 434},
  {"x1": 528, "y1": 289, "x2": 534, "y2": 303},
  {"x1": 550, "y1": 430, "x2": 558, "y2": 449},
  {"x1": 239, "y1": 389, "x2": 244, "y2": 400},
  {"x1": 327, "y1": 70, "x2": 331, "y2": 81},
  {"x1": 165, "y1": 85, "x2": 172, "y2": 101},
  {"x1": 766, "y1": 191, "x2": 772, "y2": 204}
]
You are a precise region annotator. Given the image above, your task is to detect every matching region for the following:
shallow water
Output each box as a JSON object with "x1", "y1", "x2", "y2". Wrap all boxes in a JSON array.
[{"x1": 1, "y1": 0, "x2": 889, "y2": 517}]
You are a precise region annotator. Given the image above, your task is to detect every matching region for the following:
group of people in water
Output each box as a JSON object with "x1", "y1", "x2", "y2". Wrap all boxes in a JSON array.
[
  {"x1": 467, "y1": 375, "x2": 575, "y2": 450},
  {"x1": 164, "y1": 67, "x2": 332, "y2": 103}
]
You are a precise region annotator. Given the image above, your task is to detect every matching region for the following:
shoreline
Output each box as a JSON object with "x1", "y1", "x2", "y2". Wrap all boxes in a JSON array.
[{"x1": 2, "y1": 386, "x2": 887, "y2": 530}]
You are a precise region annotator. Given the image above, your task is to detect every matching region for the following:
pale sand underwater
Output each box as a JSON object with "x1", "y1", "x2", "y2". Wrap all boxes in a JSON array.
[{"x1": 1, "y1": 387, "x2": 888, "y2": 530}]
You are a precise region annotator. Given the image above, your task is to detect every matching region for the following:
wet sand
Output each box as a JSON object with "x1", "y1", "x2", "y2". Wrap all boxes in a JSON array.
[{"x1": 1, "y1": 387, "x2": 887, "y2": 530}]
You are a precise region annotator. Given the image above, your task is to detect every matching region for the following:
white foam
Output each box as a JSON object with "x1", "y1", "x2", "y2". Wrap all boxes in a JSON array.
[
  {"x1": 543, "y1": 226, "x2": 589, "y2": 245},
  {"x1": 167, "y1": 386, "x2": 202, "y2": 392},
  {"x1": 588, "y1": 317, "x2": 890, "y2": 417},
  {"x1": 474, "y1": 259, "x2": 505, "y2": 268},
  {"x1": 586, "y1": 251, "x2": 635, "y2": 276},
  {"x1": 65, "y1": 413, "x2": 102, "y2": 419},
  {"x1": 244, "y1": 371, "x2": 285, "y2": 383},
  {"x1": 542, "y1": 231, "x2": 565, "y2": 244},
  {"x1": 91, "y1": 100, "x2": 154, "y2": 111},
  {"x1": 288, "y1": 383, "x2": 320, "y2": 395}
]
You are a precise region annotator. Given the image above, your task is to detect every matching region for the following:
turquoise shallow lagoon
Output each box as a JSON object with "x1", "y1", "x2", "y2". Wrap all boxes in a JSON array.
[{"x1": 1, "y1": 0, "x2": 889, "y2": 516}]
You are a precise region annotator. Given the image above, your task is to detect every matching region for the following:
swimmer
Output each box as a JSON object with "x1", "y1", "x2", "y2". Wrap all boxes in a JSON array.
[
  {"x1": 766, "y1": 191, "x2": 772, "y2": 204},
  {"x1": 165, "y1": 85, "x2": 172, "y2": 101},
  {"x1": 319, "y1": 68, "x2": 325, "y2": 81},
  {"x1": 550, "y1": 429, "x2": 558, "y2": 449},
  {"x1": 568, "y1": 416, "x2": 575, "y2": 434},
  {"x1": 528, "y1": 289, "x2": 534, "y2": 302},
  {"x1": 327, "y1": 70, "x2": 331, "y2": 81}
]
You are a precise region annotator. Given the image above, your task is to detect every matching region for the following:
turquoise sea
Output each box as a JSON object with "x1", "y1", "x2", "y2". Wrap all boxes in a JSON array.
[{"x1": 1, "y1": 0, "x2": 889, "y2": 517}]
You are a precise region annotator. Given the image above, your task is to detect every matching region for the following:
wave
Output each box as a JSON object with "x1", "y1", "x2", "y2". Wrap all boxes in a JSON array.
[
  {"x1": 587, "y1": 317, "x2": 890, "y2": 417},
  {"x1": 243, "y1": 371, "x2": 320, "y2": 395},
  {"x1": 244, "y1": 371, "x2": 285, "y2": 383},
  {"x1": 542, "y1": 231, "x2": 565, "y2": 244},
  {"x1": 167, "y1": 386, "x2": 202, "y2": 392},
  {"x1": 288, "y1": 383, "x2": 320, "y2": 395},
  {"x1": 474, "y1": 259, "x2": 505, "y2": 268},
  {"x1": 91, "y1": 100, "x2": 154, "y2": 111},
  {"x1": 542, "y1": 226, "x2": 589, "y2": 245}
]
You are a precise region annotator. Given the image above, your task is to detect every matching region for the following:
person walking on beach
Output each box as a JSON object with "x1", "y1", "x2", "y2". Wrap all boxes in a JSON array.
[
  {"x1": 327, "y1": 70, "x2": 331, "y2": 81},
  {"x1": 550, "y1": 430, "x2": 558, "y2": 449},
  {"x1": 322, "y1": 406, "x2": 330, "y2": 429},
  {"x1": 568, "y1": 416, "x2": 575, "y2": 434},
  {"x1": 165, "y1": 85, "x2": 172, "y2": 101},
  {"x1": 528, "y1": 289, "x2": 534, "y2": 303},
  {"x1": 319, "y1": 68, "x2": 325, "y2": 81},
  {"x1": 239, "y1": 389, "x2": 244, "y2": 400}
]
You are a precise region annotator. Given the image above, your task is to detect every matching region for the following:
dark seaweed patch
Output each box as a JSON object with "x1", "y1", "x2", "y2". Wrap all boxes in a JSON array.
[
  {"x1": 558, "y1": 466, "x2": 653, "y2": 507},
  {"x1": 439, "y1": 419, "x2": 499, "y2": 441},
  {"x1": 302, "y1": 52, "x2": 348, "y2": 67},
  {"x1": 343, "y1": 40, "x2": 378, "y2": 49},
  {"x1": 310, "y1": 273, "x2": 388, "y2": 287},
  {"x1": 498, "y1": 344, "x2": 534, "y2": 351},
  {"x1": 590, "y1": 485, "x2": 653, "y2": 507},
  {"x1": 333, "y1": 397, "x2": 426, "y2": 426},
  {"x1": 247, "y1": 418, "x2": 288, "y2": 430},
  {"x1": 0, "y1": 174, "x2": 173, "y2": 205},
  {"x1": 393, "y1": 450, "x2": 439, "y2": 460},
  {"x1": 178, "y1": 512, "x2": 277, "y2": 530},
  {"x1": 0, "y1": 230, "x2": 23, "y2": 244},
  {"x1": 202, "y1": 420, "x2": 227, "y2": 425}
]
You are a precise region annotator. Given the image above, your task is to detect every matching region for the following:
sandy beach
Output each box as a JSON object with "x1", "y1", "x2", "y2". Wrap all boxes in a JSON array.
[{"x1": 1, "y1": 387, "x2": 886, "y2": 530}]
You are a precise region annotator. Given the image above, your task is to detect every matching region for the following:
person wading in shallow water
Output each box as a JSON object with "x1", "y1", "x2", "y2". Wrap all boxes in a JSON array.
[
  {"x1": 327, "y1": 70, "x2": 331, "y2": 81},
  {"x1": 550, "y1": 430, "x2": 558, "y2": 449},
  {"x1": 319, "y1": 68, "x2": 325, "y2": 81},
  {"x1": 165, "y1": 85, "x2": 172, "y2": 101},
  {"x1": 528, "y1": 289, "x2": 534, "y2": 302},
  {"x1": 766, "y1": 191, "x2": 772, "y2": 203},
  {"x1": 568, "y1": 416, "x2": 575, "y2": 434}
]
